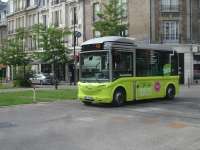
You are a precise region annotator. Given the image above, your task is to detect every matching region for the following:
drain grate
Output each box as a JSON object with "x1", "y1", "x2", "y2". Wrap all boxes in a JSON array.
[{"x1": 0, "y1": 122, "x2": 17, "y2": 129}]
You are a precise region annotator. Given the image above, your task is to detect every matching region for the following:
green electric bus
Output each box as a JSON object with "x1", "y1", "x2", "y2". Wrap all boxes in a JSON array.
[{"x1": 78, "y1": 36, "x2": 179, "y2": 106}]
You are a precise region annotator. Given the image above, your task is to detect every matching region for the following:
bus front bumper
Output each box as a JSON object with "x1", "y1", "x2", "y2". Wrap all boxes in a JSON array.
[{"x1": 78, "y1": 82, "x2": 113, "y2": 104}]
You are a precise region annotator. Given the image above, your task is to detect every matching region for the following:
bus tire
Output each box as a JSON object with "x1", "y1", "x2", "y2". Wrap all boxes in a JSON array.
[
  {"x1": 83, "y1": 101, "x2": 92, "y2": 106},
  {"x1": 166, "y1": 85, "x2": 175, "y2": 100},
  {"x1": 112, "y1": 88, "x2": 126, "y2": 107}
]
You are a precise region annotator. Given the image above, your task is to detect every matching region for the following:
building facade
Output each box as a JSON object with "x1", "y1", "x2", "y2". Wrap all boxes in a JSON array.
[
  {"x1": 0, "y1": 0, "x2": 7, "y2": 47},
  {"x1": 0, "y1": 0, "x2": 8, "y2": 81},
  {"x1": 7, "y1": 0, "x2": 84, "y2": 82},
  {"x1": 4, "y1": 0, "x2": 200, "y2": 84},
  {"x1": 84, "y1": 0, "x2": 151, "y2": 42},
  {"x1": 150, "y1": 0, "x2": 200, "y2": 84}
]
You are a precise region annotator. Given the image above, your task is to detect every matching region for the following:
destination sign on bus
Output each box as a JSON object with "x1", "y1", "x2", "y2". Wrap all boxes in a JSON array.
[{"x1": 82, "y1": 43, "x2": 104, "y2": 51}]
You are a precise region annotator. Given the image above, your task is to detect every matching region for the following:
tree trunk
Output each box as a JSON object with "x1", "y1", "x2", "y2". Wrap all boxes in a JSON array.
[{"x1": 23, "y1": 64, "x2": 26, "y2": 80}]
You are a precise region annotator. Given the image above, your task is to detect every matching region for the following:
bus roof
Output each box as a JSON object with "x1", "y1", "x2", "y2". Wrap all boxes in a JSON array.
[
  {"x1": 81, "y1": 36, "x2": 175, "y2": 52},
  {"x1": 81, "y1": 36, "x2": 136, "y2": 46},
  {"x1": 137, "y1": 43, "x2": 174, "y2": 51}
]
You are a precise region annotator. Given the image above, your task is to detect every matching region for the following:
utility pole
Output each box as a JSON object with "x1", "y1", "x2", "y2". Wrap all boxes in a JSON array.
[{"x1": 73, "y1": 7, "x2": 77, "y2": 85}]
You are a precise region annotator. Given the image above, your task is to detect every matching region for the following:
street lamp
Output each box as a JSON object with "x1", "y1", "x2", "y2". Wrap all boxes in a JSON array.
[{"x1": 73, "y1": 7, "x2": 81, "y2": 85}]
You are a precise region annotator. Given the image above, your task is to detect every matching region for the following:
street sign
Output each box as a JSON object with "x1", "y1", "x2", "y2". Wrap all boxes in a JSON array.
[{"x1": 75, "y1": 31, "x2": 81, "y2": 38}]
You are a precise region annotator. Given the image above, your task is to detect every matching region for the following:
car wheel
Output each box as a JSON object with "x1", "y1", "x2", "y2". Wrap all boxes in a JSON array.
[
  {"x1": 166, "y1": 85, "x2": 175, "y2": 100},
  {"x1": 112, "y1": 89, "x2": 126, "y2": 107}
]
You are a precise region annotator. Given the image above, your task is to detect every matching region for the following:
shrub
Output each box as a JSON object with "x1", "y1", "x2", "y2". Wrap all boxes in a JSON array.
[{"x1": 13, "y1": 79, "x2": 32, "y2": 87}]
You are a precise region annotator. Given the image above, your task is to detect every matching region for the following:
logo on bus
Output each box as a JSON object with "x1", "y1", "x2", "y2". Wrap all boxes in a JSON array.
[{"x1": 154, "y1": 81, "x2": 161, "y2": 92}]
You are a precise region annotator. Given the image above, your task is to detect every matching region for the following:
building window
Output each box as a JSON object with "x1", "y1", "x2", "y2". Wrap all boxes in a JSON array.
[
  {"x1": 52, "y1": 11, "x2": 59, "y2": 27},
  {"x1": 118, "y1": 0, "x2": 128, "y2": 18},
  {"x1": 59, "y1": 10, "x2": 62, "y2": 25},
  {"x1": 93, "y1": 3, "x2": 100, "y2": 22},
  {"x1": 33, "y1": 14, "x2": 37, "y2": 25},
  {"x1": 27, "y1": 15, "x2": 32, "y2": 27},
  {"x1": 42, "y1": 15, "x2": 47, "y2": 27},
  {"x1": 27, "y1": 0, "x2": 30, "y2": 7},
  {"x1": 41, "y1": 0, "x2": 46, "y2": 6},
  {"x1": 71, "y1": 7, "x2": 78, "y2": 25},
  {"x1": 34, "y1": 0, "x2": 38, "y2": 5},
  {"x1": 199, "y1": 0, "x2": 200, "y2": 8},
  {"x1": 21, "y1": 16, "x2": 24, "y2": 27},
  {"x1": 120, "y1": 29, "x2": 128, "y2": 37},
  {"x1": 160, "y1": 0, "x2": 179, "y2": 12},
  {"x1": 160, "y1": 21, "x2": 179, "y2": 43},
  {"x1": 52, "y1": 0, "x2": 59, "y2": 5}
]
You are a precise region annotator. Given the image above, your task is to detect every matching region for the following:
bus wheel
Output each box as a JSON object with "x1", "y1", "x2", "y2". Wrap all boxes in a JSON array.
[
  {"x1": 166, "y1": 85, "x2": 175, "y2": 100},
  {"x1": 113, "y1": 89, "x2": 126, "y2": 107},
  {"x1": 83, "y1": 101, "x2": 92, "y2": 106}
]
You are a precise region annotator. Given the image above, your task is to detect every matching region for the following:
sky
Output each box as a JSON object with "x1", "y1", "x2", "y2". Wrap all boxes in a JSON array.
[{"x1": 1, "y1": 0, "x2": 8, "y2": 2}]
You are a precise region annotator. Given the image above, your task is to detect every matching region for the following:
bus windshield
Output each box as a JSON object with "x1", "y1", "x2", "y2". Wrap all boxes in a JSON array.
[{"x1": 80, "y1": 51, "x2": 109, "y2": 82}]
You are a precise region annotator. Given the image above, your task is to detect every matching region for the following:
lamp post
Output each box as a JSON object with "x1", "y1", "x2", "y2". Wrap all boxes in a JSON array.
[
  {"x1": 73, "y1": 7, "x2": 81, "y2": 85},
  {"x1": 73, "y1": 7, "x2": 76, "y2": 85}
]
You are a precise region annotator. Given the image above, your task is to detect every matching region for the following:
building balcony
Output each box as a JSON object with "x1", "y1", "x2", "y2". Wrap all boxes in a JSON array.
[
  {"x1": 0, "y1": 19, "x2": 7, "y2": 26},
  {"x1": 51, "y1": 0, "x2": 66, "y2": 6},
  {"x1": 7, "y1": 30, "x2": 16, "y2": 35},
  {"x1": 160, "y1": 5, "x2": 180, "y2": 13},
  {"x1": 160, "y1": 33, "x2": 180, "y2": 44}
]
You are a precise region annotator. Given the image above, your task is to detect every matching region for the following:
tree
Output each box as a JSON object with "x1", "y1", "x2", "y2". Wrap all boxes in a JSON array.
[
  {"x1": 32, "y1": 24, "x2": 71, "y2": 89},
  {"x1": 0, "y1": 28, "x2": 30, "y2": 80},
  {"x1": 93, "y1": 0, "x2": 128, "y2": 37}
]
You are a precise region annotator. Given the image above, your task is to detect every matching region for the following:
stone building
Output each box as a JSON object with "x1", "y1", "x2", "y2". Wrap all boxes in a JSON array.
[
  {"x1": 150, "y1": 0, "x2": 200, "y2": 84},
  {"x1": 7, "y1": 0, "x2": 84, "y2": 82},
  {"x1": 83, "y1": 0, "x2": 200, "y2": 85},
  {"x1": 0, "y1": 0, "x2": 7, "y2": 81},
  {"x1": 83, "y1": 0, "x2": 151, "y2": 42},
  {"x1": 0, "y1": 0, "x2": 7, "y2": 47}
]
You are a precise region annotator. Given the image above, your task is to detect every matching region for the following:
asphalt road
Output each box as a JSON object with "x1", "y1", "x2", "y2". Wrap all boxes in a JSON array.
[{"x1": 0, "y1": 86, "x2": 200, "y2": 150}]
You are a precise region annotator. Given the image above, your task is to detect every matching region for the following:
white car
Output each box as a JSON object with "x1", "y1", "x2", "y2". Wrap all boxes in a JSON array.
[{"x1": 29, "y1": 73, "x2": 54, "y2": 85}]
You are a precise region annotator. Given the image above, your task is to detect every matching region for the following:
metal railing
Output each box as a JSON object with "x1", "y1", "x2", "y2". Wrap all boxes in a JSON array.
[
  {"x1": 160, "y1": 5, "x2": 179, "y2": 12},
  {"x1": 0, "y1": 20, "x2": 6, "y2": 26},
  {"x1": 160, "y1": 33, "x2": 180, "y2": 43}
]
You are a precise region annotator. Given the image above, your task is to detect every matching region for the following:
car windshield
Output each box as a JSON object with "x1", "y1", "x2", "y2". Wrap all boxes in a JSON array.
[{"x1": 80, "y1": 51, "x2": 110, "y2": 82}]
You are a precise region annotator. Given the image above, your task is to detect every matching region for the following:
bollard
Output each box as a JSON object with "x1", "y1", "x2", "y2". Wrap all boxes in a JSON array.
[{"x1": 33, "y1": 87, "x2": 36, "y2": 103}]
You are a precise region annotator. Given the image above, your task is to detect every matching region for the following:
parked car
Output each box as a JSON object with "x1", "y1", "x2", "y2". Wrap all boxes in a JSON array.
[{"x1": 29, "y1": 73, "x2": 54, "y2": 85}]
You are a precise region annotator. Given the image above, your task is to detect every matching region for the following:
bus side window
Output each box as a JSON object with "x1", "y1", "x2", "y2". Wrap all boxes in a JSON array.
[{"x1": 112, "y1": 52, "x2": 133, "y2": 79}]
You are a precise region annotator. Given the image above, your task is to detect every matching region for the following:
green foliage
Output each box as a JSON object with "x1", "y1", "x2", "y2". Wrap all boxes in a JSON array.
[
  {"x1": 13, "y1": 79, "x2": 32, "y2": 87},
  {"x1": 0, "y1": 89, "x2": 77, "y2": 106},
  {"x1": 0, "y1": 28, "x2": 31, "y2": 67},
  {"x1": 93, "y1": 0, "x2": 128, "y2": 36},
  {"x1": 32, "y1": 24, "x2": 72, "y2": 64}
]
